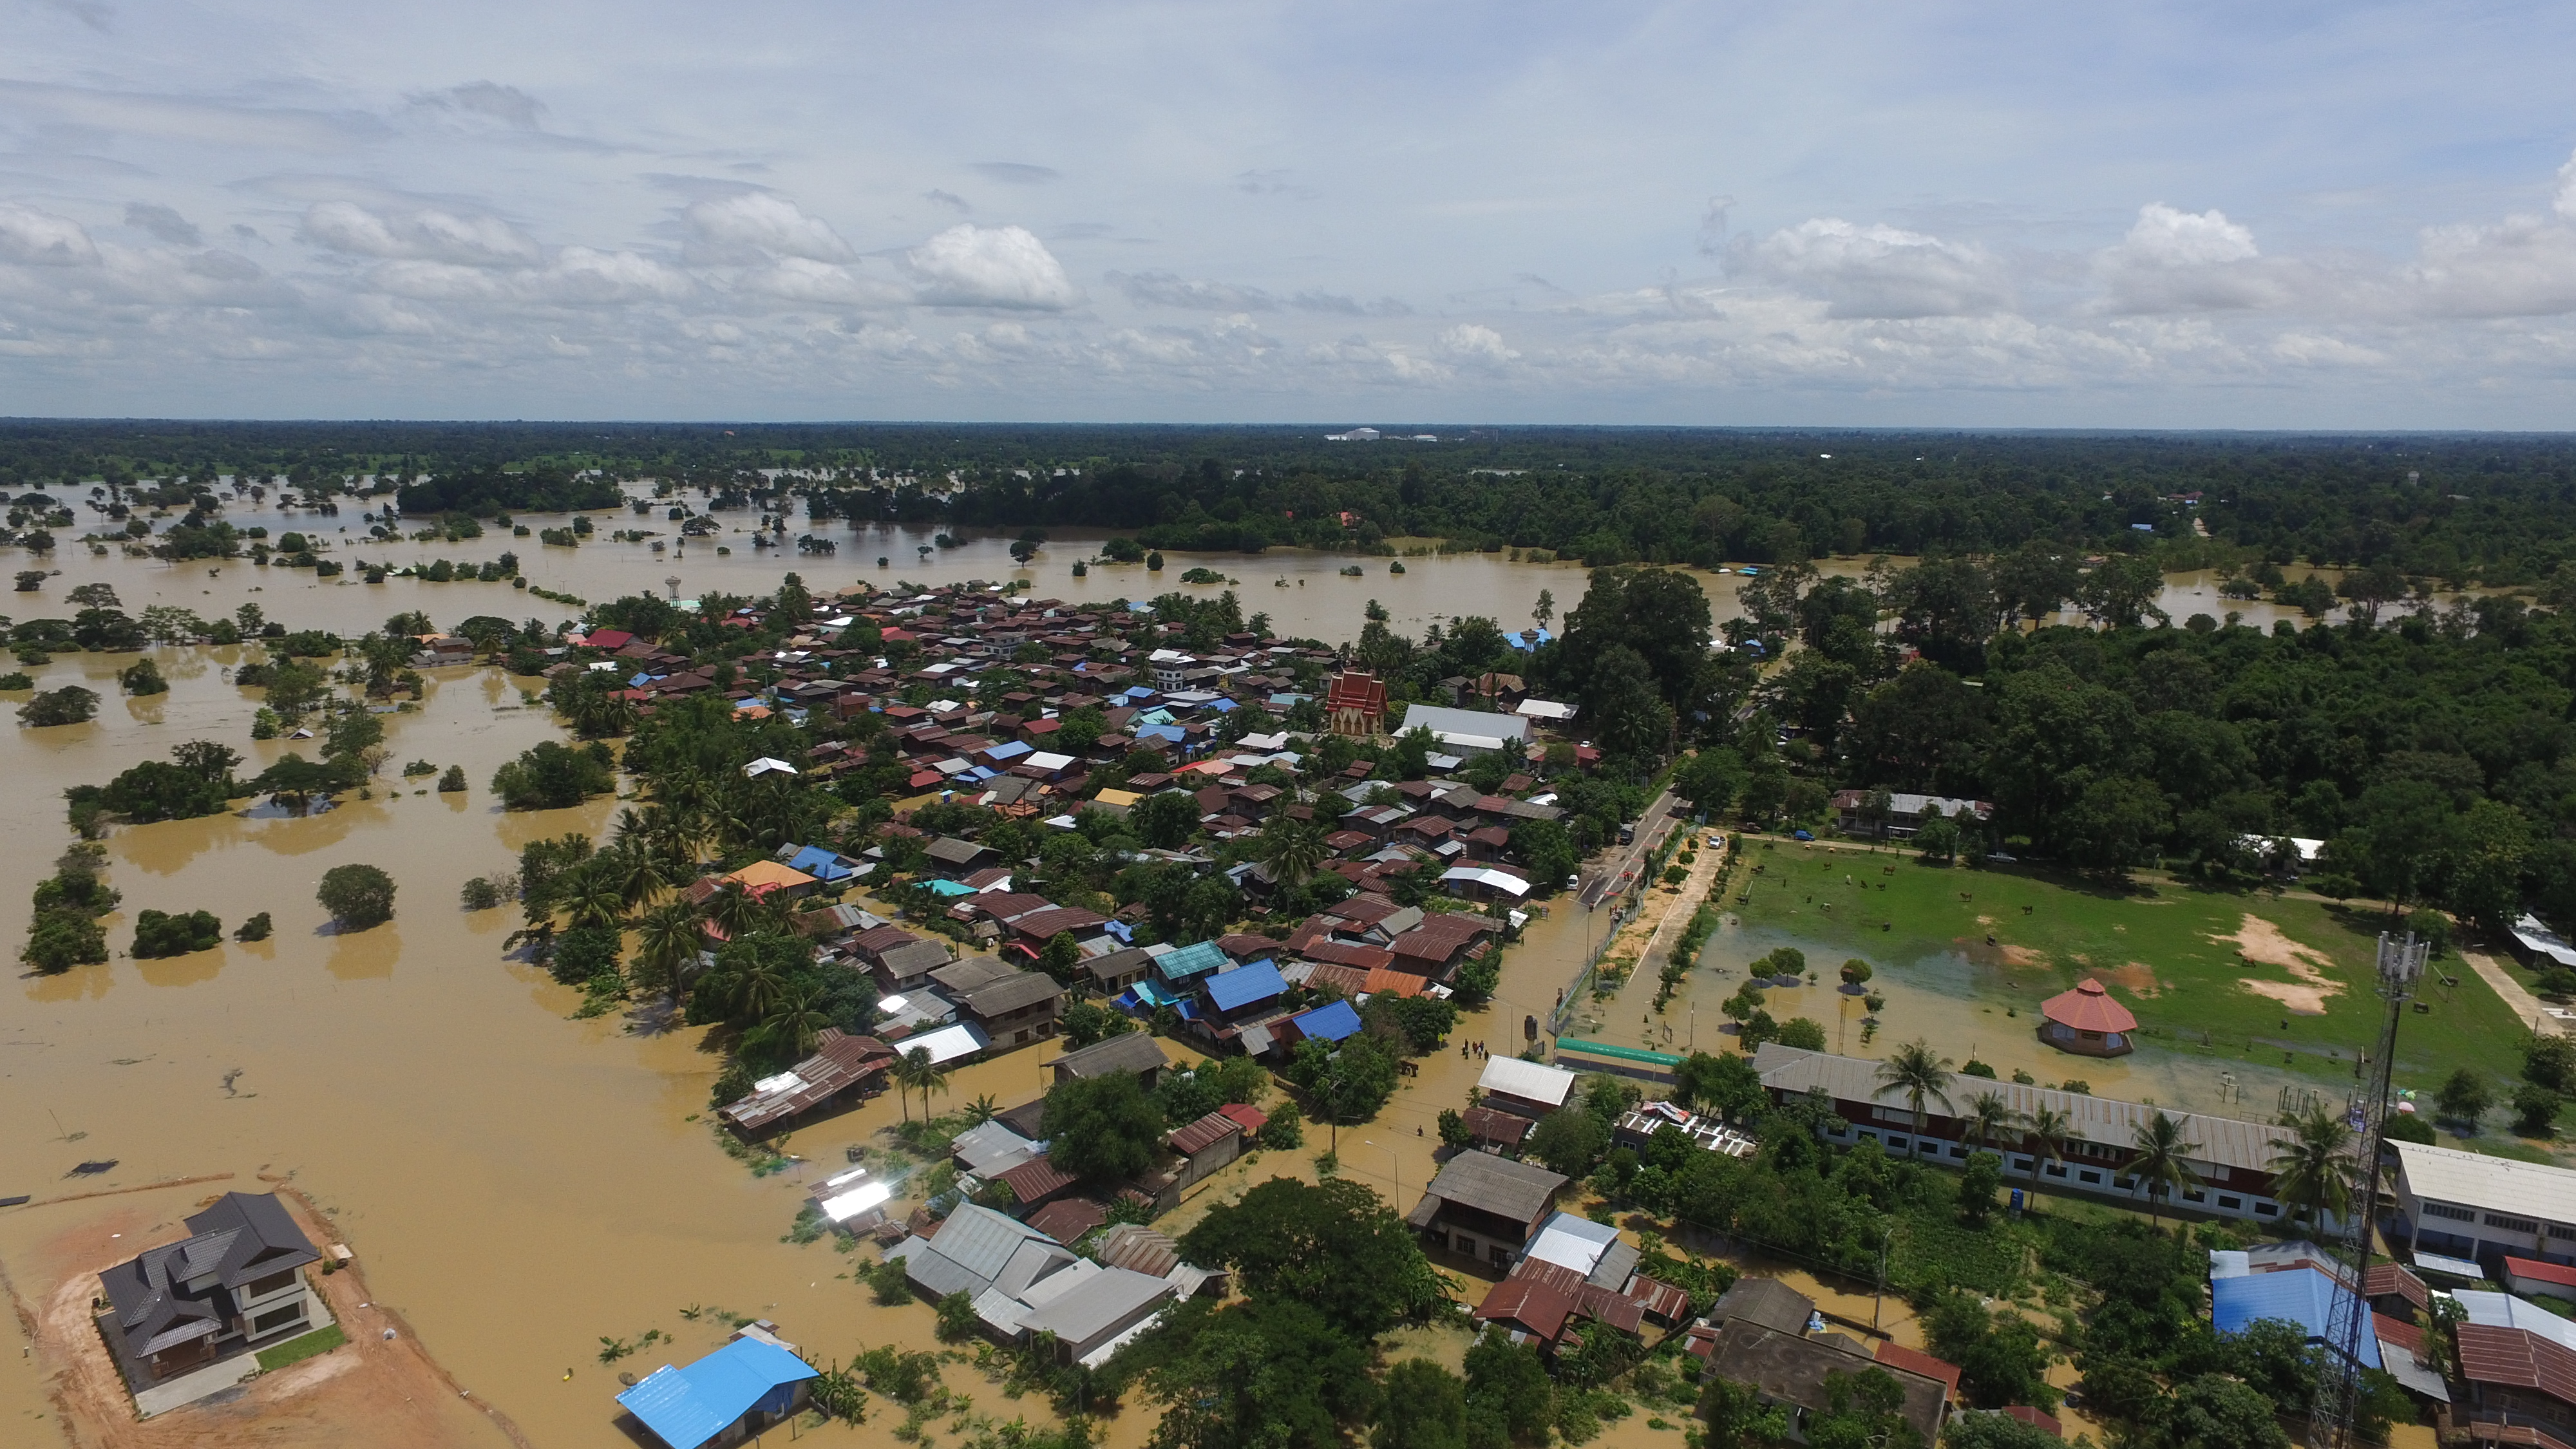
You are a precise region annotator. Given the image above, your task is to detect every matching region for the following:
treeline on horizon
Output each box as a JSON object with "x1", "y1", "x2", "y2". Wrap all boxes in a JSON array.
[{"x1": 6, "y1": 421, "x2": 2576, "y2": 585}]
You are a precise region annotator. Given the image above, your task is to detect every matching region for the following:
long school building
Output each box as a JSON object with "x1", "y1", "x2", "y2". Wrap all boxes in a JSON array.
[{"x1": 1750, "y1": 1045, "x2": 2306, "y2": 1226}]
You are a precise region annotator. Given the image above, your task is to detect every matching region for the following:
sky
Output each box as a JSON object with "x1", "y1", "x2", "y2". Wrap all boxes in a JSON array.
[{"x1": 5, "y1": 1, "x2": 2576, "y2": 426}]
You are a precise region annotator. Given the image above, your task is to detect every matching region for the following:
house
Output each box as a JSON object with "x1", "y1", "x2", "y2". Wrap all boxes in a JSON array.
[
  {"x1": 717, "y1": 1028, "x2": 896, "y2": 1133},
  {"x1": 98, "y1": 1191, "x2": 321, "y2": 1388},
  {"x1": 616, "y1": 1327, "x2": 820, "y2": 1449},
  {"x1": 1826, "y1": 790, "x2": 1994, "y2": 838},
  {"x1": 1750, "y1": 1045, "x2": 2304, "y2": 1225},
  {"x1": 1478, "y1": 1056, "x2": 1580, "y2": 1120},
  {"x1": 2508, "y1": 1256, "x2": 2576, "y2": 1304},
  {"x1": 1407, "y1": 1153, "x2": 1571, "y2": 1270},
  {"x1": 1014, "y1": 1267, "x2": 1175, "y2": 1367},
  {"x1": 1200, "y1": 960, "x2": 1288, "y2": 1021},
  {"x1": 1694, "y1": 1318, "x2": 1948, "y2": 1446},
  {"x1": 1050, "y1": 1032, "x2": 1170, "y2": 1090},
  {"x1": 887, "y1": 1203, "x2": 1080, "y2": 1303},
  {"x1": 929, "y1": 956, "x2": 1065, "y2": 1049},
  {"x1": 1462, "y1": 1106, "x2": 1533, "y2": 1153},
  {"x1": 1614, "y1": 1101, "x2": 1758, "y2": 1158},
  {"x1": 1168, "y1": 1110, "x2": 1246, "y2": 1188},
  {"x1": 1710, "y1": 1276, "x2": 1817, "y2": 1336},
  {"x1": 951, "y1": 1119, "x2": 1042, "y2": 1178},
  {"x1": 722, "y1": 858, "x2": 820, "y2": 901},
  {"x1": 2452, "y1": 1290, "x2": 2576, "y2": 1446},
  {"x1": 2038, "y1": 978, "x2": 2138, "y2": 1057},
  {"x1": 1083, "y1": 946, "x2": 1157, "y2": 996},
  {"x1": 2392, "y1": 1141, "x2": 2576, "y2": 1273},
  {"x1": 1524, "y1": 1211, "x2": 1638, "y2": 1290},
  {"x1": 926, "y1": 837, "x2": 996, "y2": 876},
  {"x1": 873, "y1": 938, "x2": 960, "y2": 994}
]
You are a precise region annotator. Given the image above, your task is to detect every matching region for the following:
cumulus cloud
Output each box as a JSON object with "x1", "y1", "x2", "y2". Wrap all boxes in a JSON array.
[
  {"x1": 2096, "y1": 204, "x2": 2281, "y2": 312},
  {"x1": 366, "y1": 247, "x2": 692, "y2": 305},
  {"x1": 905, "y1": 224, "x2": 1077, "y2": 309},
  {"x1": 300, "y1": 200, "x2": 543, "y2": 267},
  {"x1": 1110, "y1": 270, "x2": 1275, "y2": 310},
  {"x1": 0, "y1": 204, "x2": 100, "y2": 265},
  {"x1": 1439, "y1": 323, "x2": 1519, "y2": 363},
  {"x1": 735, "y1": 256, "x2": 908, "y2": 307},
  {"x1": 682, "y1": 191, "x2": 853, "y2": 264},
  {"x1": 124, "y1": 202, "x2": 199, "y2": 245},
  {"x1": 1728, "y1": 218, "x2": 2012, "y2": 318},
  {"x1": 2396, "y1": 151, "x2": 2576, "y2": 319}
]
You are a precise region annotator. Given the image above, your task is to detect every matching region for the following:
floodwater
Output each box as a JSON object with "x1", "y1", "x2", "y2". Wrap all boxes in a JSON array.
[{"x1": 0, "y1": 503, "x2": 2441, "y2": 1446}]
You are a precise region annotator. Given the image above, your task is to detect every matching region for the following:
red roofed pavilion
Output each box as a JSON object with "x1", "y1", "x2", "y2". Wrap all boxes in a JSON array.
[{"x1": 2038, "y1": 978, "x2": 2137, "y2": 1057}]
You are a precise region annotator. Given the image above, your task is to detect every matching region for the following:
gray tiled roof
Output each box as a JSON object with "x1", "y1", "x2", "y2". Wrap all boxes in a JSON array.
[{"x1": 1419, "y1": 1153, "x2": 1567, "y2": 1225}]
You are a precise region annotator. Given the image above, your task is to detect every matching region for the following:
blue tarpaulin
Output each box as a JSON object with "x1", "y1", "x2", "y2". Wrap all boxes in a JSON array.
[
  {"x1": 616, "y1": 1337, "x2": 819, "y2": 1449},
  {"x1": 2209, "y1": 1269, "x2": 2380, "y2": 1369}
]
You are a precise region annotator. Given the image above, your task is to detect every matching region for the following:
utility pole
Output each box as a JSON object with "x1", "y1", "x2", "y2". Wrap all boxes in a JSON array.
[{"x1": 2315, "y1": 931, "x2": 2426, "y2": 1449}]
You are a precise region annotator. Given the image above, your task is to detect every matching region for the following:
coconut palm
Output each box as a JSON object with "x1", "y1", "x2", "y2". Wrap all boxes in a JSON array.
[
  {"x1": 961, "y1": 1094, "x2": 1000, "y2": 1127},
  {"x1": 1257, "y1": 813, "x2": 1328, "y2": 891},
  {"x1": 2269, "y1": 1103, "x2": 2356, "y2": 1229},
  {"x1": 1873, "y1": 1039, "x2": 1956, "y2": 1149},
  {"x1": 886, "y1": 1048, "x2": 922, "y2": 1124},
  {"x1": 1962, "y1": 1090, "x2": 2023, "y2": 1153},
  {"x1": 705, "y1": 881, "x2": 773, "y2": 943},
  {"x1": 2022, "y1": 1106, "x2": 2072, "y2": 1214},
  {"x1": 561, "y1": 869, "x2": 629, "y2": 934},
  {"x1": 632, "y1": 900, "x2": 703, "y2": 1000},
  {"x1": 604, "y1": 842, "x2": 672, "y2": 914},
  {"x1": 762, "y1": 987, "x2": 831, "y2": 1060},
  {"x1": 910, "y1": 1047, "x2": 953, "y2": 1122},
  {"x1": 728, "y1": 949, "x2": 790, "y2": 1023},
  {"x1": 2130, "y1": 1110, "x2": 2203, "y2": 1234}
]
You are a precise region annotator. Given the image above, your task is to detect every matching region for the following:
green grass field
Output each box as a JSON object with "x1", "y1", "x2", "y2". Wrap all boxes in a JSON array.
[
  {"x1": 254, "y1": 1323, "x2": 346, "y2": 1372},
  {"x1": 1727, "y1": 840, "x2": 2533, "y2": 1098}
]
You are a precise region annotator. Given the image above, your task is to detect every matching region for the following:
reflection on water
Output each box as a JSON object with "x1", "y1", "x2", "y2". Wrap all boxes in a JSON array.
[
  {"x1": 324, "y1": 923, "x2": 400, "y2": 981},
  {"x1": 134, "y1": 943, "x2": 227, "y2": 990}
]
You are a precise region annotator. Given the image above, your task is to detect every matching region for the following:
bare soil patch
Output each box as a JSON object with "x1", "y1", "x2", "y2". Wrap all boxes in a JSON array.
[
  {"x1": 10, "y1": 1184, "x2": 518, "y2": 1449},
  {"x1": 2100, "y1": 961, "x2": 2163, "y2": 998},
  {"x1": 2214, "y1": 913, "x2": 2344, "y2": 1014}
]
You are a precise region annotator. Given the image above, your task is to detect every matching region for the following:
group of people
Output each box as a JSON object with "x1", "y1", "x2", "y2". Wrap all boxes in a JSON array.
[{"x1": 1456, "y1": 1040, "x2": 1492, "y2": 1059}]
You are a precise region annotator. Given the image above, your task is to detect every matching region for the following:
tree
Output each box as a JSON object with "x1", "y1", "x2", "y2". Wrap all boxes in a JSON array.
[
  {"x1": 2513, "y1": 1083, "x2": 2561, "y2": 1137},
  {"x1": 1582, "y1": 644, "x2": 1675, "y2": 764},
  {"x1": 1062, "y1": 999, "x2": 1133, "y2": 1048},
  {"x1": 2019, "y1": 1105, "x2": 2070, "y2": 1213},
  {"x1": 2268, "y1": 1103, "x2": 2354, "y2": 1226},
  {"x1": 895, "y1": 1045, "x2": 951, "y2": 1122},
  {"x1": 491, "y1": 740, "x2": 617, "y2": 810},
  {"x1": 764, "y1": 987, "x2": 831, "y2": 1060},
  {"x1": 1180, "y1": 1177, "x2": 1443, "y2": 1337},
  {"x1": 1130, "y1": 1298, "x2": 1372, "y2": 1449},
  {"x1": 132, "y1": 909, "x2": 223, "y2": 958},
  {"x1": 18, "y1": 685, "x2": 99, "y2": 727},
  {"x1": 1258, "y1": 813, "x2": 1327, "y2": 890},
  {"x1": 2149, "y1": 1374, "x2": 2291, "y2": 1449},
  {"x1": 1674, "y1": 1050, "x2": 1767, "y2": 1122},
  {"x1": 1873, "y1": 1039, "x2": 1955, "y2": 1138},
  {"x1": 1043, "y1": 1072, "x2": 1166, "y2": 1183},
  {"x1": 1463, "y1": 1329, "x2": 1555, "y2": 1446},
  {"x1": 1938, "y1": 1413, "x2": 2062, "y2": 1449},
  {"x1": 1673, "y1": 748, "x2": 1747, "y2": 816},
  {"x1": 317, "y1": 863, "x2": 397, "y2": 930},
  {"x1": 1287, "y1": 1033, "x2": 1401, "y2": 1138},
  {"x1": 2524, "y1": 1033, "x2": 2576, "y2": 1094},
  {"x1": 1959, "y1": 1091, "x2": 2022, "y2": 1153},
  {"x1": 1372, "y1": 1358, "x2": 1468, "y2": 1449},
  {"x1": 118, "y1": 658, "x2": 167, "y2": 696},
  {"x1": 2438, "y1": 1067, "x2": 2492, "y2": 1131},
  {"x1": 632, "y1": 901, "x2": 702, "y2": 999},
  {"x1": 2128, "y1": 1110, "x2": 2202, "y2": 1233},
  {"x1": 1528, "y1": 1106, "x2": 1611, "y2": 1179},
  {"x1": 1135, "y1": 790, "x2": 1202, "y2": 850}
]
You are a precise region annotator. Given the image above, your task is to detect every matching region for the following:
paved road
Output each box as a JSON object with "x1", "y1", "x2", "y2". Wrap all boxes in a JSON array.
[
  {"x1": 1580, "y1": 788, "x2": 1682, "y2": 910},
  {"x1": 2459, "y1": 949, "x2": 2568, "y2": 1037}
]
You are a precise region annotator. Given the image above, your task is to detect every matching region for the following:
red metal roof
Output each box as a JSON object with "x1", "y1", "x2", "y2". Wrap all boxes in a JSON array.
[
  {"x1": 1169, "y1": 1110, "x2": 1243, "y2": 1157},
  {"x1": 2508, "y1": 1256, "x2": 2576, "y2": 1289},
  {"x1": 2458, "y1": 1323, "x2": 2576, "y2": 1407},
  {"x1": 1215, "y1": 1103, "x2": 1269, "y2": 1137},
  {"x1": 2039, "y1": 978, "x2": 2138, "y2": 1034},
  {"x1": 1475, "y1": 1279, "x2": 1576, "y2": 1343},
  {"x1": 1874, "y1": 1340, "x2": 1962, "y2": 1398},
  {"x1": 996, "y1": 1156, "x2": 1078, "y2": 1204},
  {"x1": 2002, "y1": 1405, "x2": 2063, "y2": 1437}
]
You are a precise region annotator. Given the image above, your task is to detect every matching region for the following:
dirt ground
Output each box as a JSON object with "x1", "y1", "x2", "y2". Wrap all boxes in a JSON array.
[{"x1": 6, "y1": 1180, "x2": 519, "y2": 1449}]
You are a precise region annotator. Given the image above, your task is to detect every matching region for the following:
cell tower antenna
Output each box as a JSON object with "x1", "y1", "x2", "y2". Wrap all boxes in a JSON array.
[{"x1": 2315, "y1": 930, "x2": 2427, "y2": 1448}]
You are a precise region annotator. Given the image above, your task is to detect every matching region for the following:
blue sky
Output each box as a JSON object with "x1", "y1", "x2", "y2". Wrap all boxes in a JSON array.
[{"x1": 4, "y1": 0, "x2": 2576, "y2": 425}]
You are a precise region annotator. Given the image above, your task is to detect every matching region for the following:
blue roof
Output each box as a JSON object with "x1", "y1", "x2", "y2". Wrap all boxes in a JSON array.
[
  {"x1": 1157, "y1": 941, "x2": 1230, "y2": 981},
  {"x1": 2210, "y1": 1268, "x2": 2381, "y2": 1370},
  {"x1": 984, "y1": 740, "x2": 1033, "y2": 761},
  {"x1": 1206, "y1": 697, "x2": 1236, "y2": 712},
  {"x1": 1293, "y1": 999, "x2": 1363, "y2": 1043},
  {"x1": 1204, "y1": 960, "x2": 1287, "y2": 1012},
  {"x1": 1135, "y1": 724, "x2": 1186, "y2": 744},
  {"x1": 786, "y1": 846, "x2": 854, "y2": 881},
  {"x1": 925, "y1": 879, "x2": 976, "y2": 898},
  {"x1": 617, "y1": 1338, "x2": 819, "y2": 1449}
]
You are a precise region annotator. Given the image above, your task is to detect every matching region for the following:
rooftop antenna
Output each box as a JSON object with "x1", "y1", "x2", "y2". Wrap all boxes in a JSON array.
[{"x1": 2315, "y1": 931, "x2": 2427, "y2": 1449}]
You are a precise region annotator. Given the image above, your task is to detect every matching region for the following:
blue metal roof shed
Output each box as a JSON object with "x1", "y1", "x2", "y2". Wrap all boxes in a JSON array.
[
  {"x1": 1291, "y1": 999, "x2": 1363, "y2": 1044},
  {"x1": 1204, "y1": 960, "x2": 1287, "y2": 1013},
  {"x1": 1155, "y1": 941, "x2": 1230, "y2": 981},
  {"x1": 617, "y1": 1336, "x2": 820, "y2": 1449},
  {"x1": 2208, "y1": 1268, "x2": 2381, "y2": 1370}
]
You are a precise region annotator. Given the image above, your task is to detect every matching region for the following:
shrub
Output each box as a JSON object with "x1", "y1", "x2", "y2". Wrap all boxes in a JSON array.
[
  {"x1": 0, "y1": 671, "x2": 33, "y2": 690},
  {"x1": 133, "y1": 909, "x2": 223, "y2": 958},
  {"x1": 317, "y1": 863, "x2": 397, "y2": 930},
  {"x1": 233, "y1": 913, "x2": 272, "y2": 942},
  {"x1": 490, "y1": 740, "x2": 616, "y2": 810},
  {"x1": 867, "y1": 1255, "x2": 914, "y2": 1306},
  {"x1": 2513, "y1": 1083, "x2": 2562, "y2": 1138},
  {"x1": 437, "y1": 764, "x2": 468, "y2": 792},
  {"x1": 118, "y1": 658, "x2": 167, "y2": 696},
  {"x1": 23, "y1": 913, "x2": 108, "y2": 972},
  {"x1": 460, "y1": 876, "x2": 504, "y2": 910}
]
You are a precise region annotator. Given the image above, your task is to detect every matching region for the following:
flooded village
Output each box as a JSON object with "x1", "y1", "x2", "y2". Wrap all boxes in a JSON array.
[{"x1": 3, "y1": 473, "x2": 2570, "y2": 1449}]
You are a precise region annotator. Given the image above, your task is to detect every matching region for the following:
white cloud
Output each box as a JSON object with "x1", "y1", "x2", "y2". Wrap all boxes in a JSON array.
[
  {"x1": 2405, "y1": 214, "x2": 2576, "y2": 318},
  {"x1": 1728, "y1": 218, "x2": 2012, "y2": 319},
  {"x1": 682, "y1": 191, "x2": 853, "y2": 264},
  {"x1": 1439, "y1": 323, "x2": 1518, "y2": 363},
  {"x1": 736, "y1": 256, "x2": 907, "y2": 307},
  {"x1": 2096, "y1": 204, "x2": 2281, "y2": 312},
  {"x1": 300, "y1": 200, "x2": 542, "y2": 267},
  {"x1": 905, "y1": 224, "x2": 1077, "y2": 310},
  {"x1": 0, "y1": 204, "x2": 100, "y2": 265}
]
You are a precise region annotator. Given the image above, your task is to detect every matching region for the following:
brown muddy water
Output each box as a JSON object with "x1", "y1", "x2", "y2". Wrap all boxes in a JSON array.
[{"x1": 0, "y1": 515, "x2": 2441, "y2": 1446}]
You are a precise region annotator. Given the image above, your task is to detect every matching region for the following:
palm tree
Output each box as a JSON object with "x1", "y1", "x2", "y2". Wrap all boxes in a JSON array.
[
  {"x1": 1874, "y1": 1039, "x2": 1956, "y2": 1153},
  {"x1": 632, "y1": 901, "x2": 703, "y2": 1000},
  {"x1": 961, "y1": 1094, "x2": 1000, "y2": 1127},
  {"x1": 562, "y1": 870, "x2": 628, "y2": 934},
  {"x1": 2269, "y1": 1103, "x2": 2356, "y2": 1230},
  {"x1": 762, "y1": 987, "x2": 830, "y2": 1060},
  {"x1": 1257, "y1": 813, "x2": 1327, "y2": 891},
  {"x1": 2022, "y1": 1106, "x2": 2072, "y2": 1214},
  {"x1": 605, "y1": 842, "x2": 672, "y2": 914},
  {"x1": 1962, "y1": 1090, "x2": 2022, "y2": 1153},
  {"x1": 730, "y1": 950, "x2": 789, "y2": 1023},
  {"x1": 705, "y1": 881, "x2": 772, "y2": 943},
  {"x1": 911, "y1": 1048, "x2": 953, "y2": 1122},
  {"x1": 2129, "y1": 1111, "x2": 2203, "y2": 1234},
  {"x1": 887, "y1": 1049, "x2": 923, "y2": 1124}
]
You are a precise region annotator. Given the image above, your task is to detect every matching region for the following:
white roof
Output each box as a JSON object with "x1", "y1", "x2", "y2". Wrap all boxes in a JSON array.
[
  {"x1": 1025, "y1": 751, "x2": 1075, "y2": 771},
  {"x1": 2512, "y1": 914, "x2": 2576, "y2": 969},
  {"x1": 1515, "y1": 699, "x2": 1577, "y2": 721},
  {"x1": 743, "y1": 757, "x2": 798, "y2": 777},
  {"x1": 1396, "y1": 703, "x2": 1531, "y2": 743},
  {"x1": 898, "y1": 1021, "x2": 990, "y2": 1066},
  {"x1": 819, "y1": 1180, "x2": 895, "y2": 1224},
  {"x1": 1524, "y1": 1211, "x2": 1620, "y2": 1276},
  {"x1": 2394, "y1": 1139, "x2": 2576, "y2": 1225},
  {"x1": 1441, "y1": 867, "x2": 1531, "y2": 897},
  {"x1": 1479, "y1": 1055, "x2": 1578, "y2": 1108}
]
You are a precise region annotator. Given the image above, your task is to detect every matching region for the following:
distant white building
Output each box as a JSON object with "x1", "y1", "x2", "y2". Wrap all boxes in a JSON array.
[
  {"x1": 1325, "y1": 428, "x2": 1382, "y2": 442},
  {"x1": 1396, "y1": 703, "x2": 1531, "y2": 755}
]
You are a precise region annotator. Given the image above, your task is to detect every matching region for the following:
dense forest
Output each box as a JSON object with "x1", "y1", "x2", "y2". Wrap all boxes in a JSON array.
[{"x1": 6, "y1": 422, "x2": 2576, "y2": 583}]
